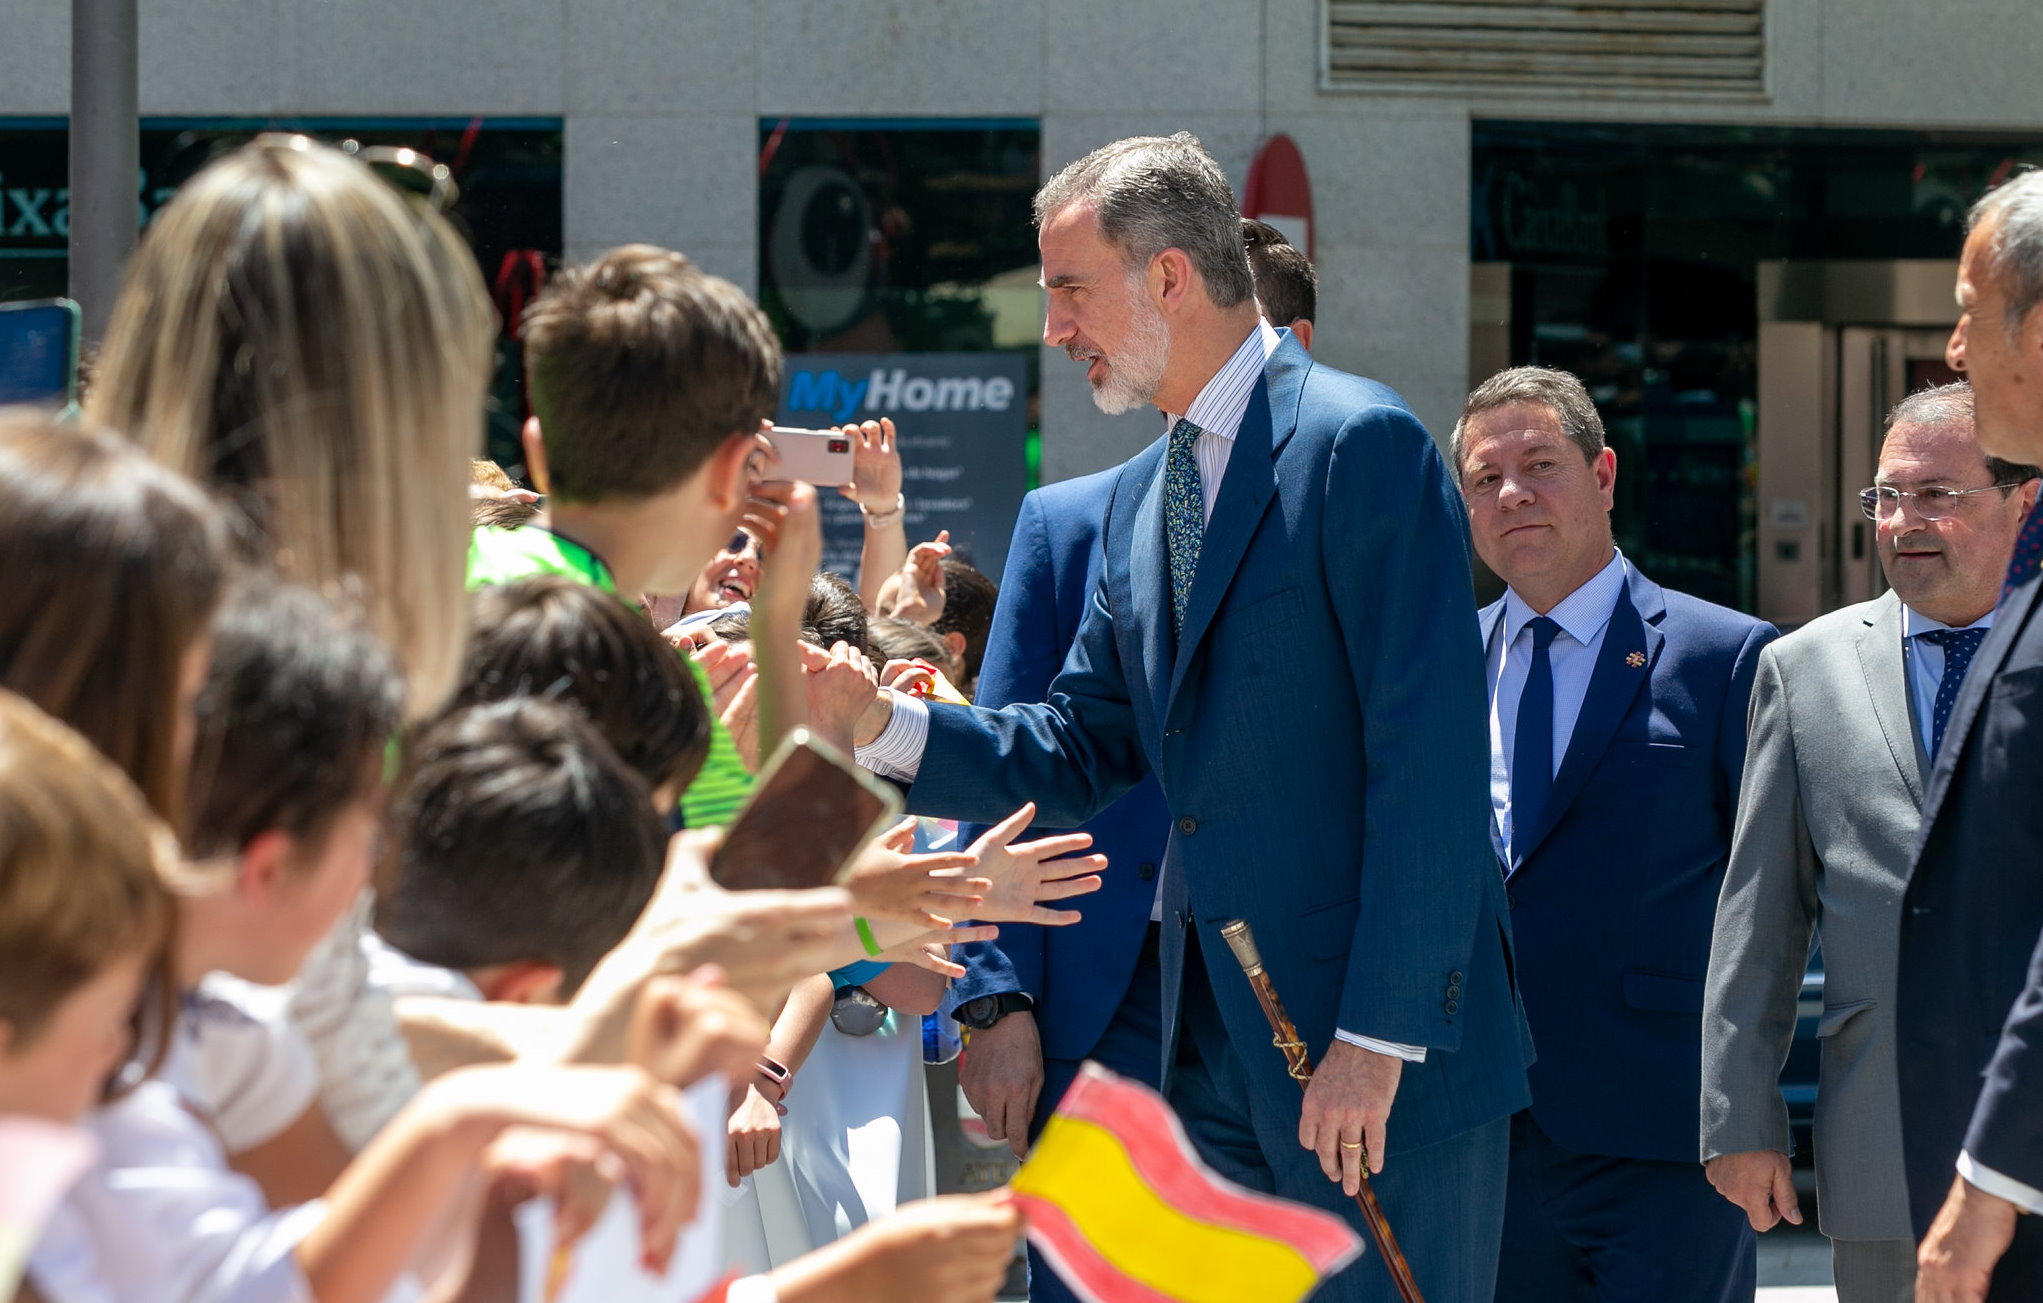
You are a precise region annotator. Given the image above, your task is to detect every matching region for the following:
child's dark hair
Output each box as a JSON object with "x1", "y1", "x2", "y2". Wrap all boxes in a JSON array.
[
  {"x1": 185, "y1": 578, "x2": 404, "y2": 861},
  {"x1": 805, "y1": 573, "x2": 872, "y2": 659},
  {"x1": 375, "y1": 697, "x2": 666, "y2": 997},
  {"x1": 868, "y1": 615, "x2": 948, "y2": 667},
  {"x1": 458, "y1": 577, "x2": 710, "y2": 798},
  {"x1": 932, "y1": 555, "x2": 998, "y2": 684}
]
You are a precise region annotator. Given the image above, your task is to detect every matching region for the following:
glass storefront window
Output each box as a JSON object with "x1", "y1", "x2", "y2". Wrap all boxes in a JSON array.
[
  {"x1": 757, "y1": 119, "x2": 1041, "y2": 578},
  {"x1": 0, "y1": 117, "x2": 562, "y2": 469},
  {"x1": 1473, "y1": 122, "x2": 2043, "y2": 612}
]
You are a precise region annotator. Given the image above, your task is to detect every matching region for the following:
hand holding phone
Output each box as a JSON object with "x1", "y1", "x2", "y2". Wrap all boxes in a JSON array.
[{"x1": 709, "y1": 728, "x2": 902, "y2": 891}]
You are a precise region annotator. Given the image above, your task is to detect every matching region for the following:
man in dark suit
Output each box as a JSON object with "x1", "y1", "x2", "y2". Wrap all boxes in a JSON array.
[
  {"x1": 1453, "y1": 366, "x2": 1775, "y2": 1302},
  {"x1": 948, "y1": 224, "x2": 1320, "y2": 1303},
  {"x1": 854, "y1": 132, "x2": 1529, "y2": 1302},
  {"x1": 1903, "y1": 171, "x2": 2043, "y2": 1303}
]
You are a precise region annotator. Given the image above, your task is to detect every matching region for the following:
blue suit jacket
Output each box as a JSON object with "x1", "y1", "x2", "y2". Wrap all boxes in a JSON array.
[
  {"x1": 950, "y1": 470, "x2": 1172, "y2": 1064},
  {"x1": 1900, "y1": 569, "x2": 2043, "y2": 1242},
  {"x1": 905, "y1": 337, "x2": 1532, "y2": 1158},
  {"x1": 1481, "y1": 569, "x2": 1773, "y2": 1164}
]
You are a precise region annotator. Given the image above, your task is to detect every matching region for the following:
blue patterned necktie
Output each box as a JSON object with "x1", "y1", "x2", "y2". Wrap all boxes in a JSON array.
[
  {"x1": 1919, "y1": 626, "x2": 1988, "y2": 758},
  {"x1": 1509, "y1": 616, "x2": 1562, "y2": 865},
  {"x1": 1165, "y1": 418, "x2": 1206, "y2": 634},
  {"x1": 2005, "y1": 498, "x2": 2043, "y2": 602}
]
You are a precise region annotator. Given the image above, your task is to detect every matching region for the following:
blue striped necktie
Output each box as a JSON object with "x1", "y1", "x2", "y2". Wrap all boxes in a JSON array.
[{"x1": 1165, "y1": 419, "x2": 1205, "y2": 634}]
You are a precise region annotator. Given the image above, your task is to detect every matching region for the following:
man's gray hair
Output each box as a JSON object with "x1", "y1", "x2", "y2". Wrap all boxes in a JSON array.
[
  {"x1": 1450, "y1": 366, "x2": 1607, "y2": 475},
  {"x1": 1885, "y1": 379, "x2": 2043, "y2": 485},
  {"x1": 1034, "y1": 133, "x2": 1255, "y2": 309},
  {"x1": 1967, "y1": 170, "x2": 2043, "y2": 330}
]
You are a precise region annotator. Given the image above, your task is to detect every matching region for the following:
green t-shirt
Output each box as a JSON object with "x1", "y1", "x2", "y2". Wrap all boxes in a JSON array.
[{"x1": 466, "y1": 525, "x2": 754, "y2": 828}]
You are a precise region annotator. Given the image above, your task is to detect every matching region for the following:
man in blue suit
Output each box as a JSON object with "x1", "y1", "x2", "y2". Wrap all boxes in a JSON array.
[
  {"x1": 1903, "y1": 172, "x2": 2043, "y2": 1303},
  {"x1": 1453, "y1": 366, "x2": 1774, "y2": 1301},
  {"x1": 854, "y1": 132, "x2": 1530, "y2": 1302},
  {"x1": 950, "y1": 223, "x2": 1320, "y2": 1303}
]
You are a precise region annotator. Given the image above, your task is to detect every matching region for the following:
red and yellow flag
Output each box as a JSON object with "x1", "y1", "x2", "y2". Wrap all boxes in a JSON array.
[{"x1": 1011, "y1": 1064, "x2": 1364, "y2": 1302}]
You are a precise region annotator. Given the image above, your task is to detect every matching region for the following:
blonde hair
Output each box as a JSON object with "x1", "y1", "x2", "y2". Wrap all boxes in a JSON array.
[
  {"x1": 89, "y1": 134, "x2": 496, "y2": 715},
  {"x1": 0, "y1": 689, "x2": 181, "y2": 1069}
]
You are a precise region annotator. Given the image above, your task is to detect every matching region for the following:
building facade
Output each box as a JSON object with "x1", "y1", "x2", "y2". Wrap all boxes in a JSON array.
[{"x1": 7, "y1": 0, "x2": 2042, "y2": 619}]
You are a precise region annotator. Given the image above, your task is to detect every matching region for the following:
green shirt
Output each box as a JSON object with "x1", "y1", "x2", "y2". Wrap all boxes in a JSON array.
[{"x1": 466, "y1": 525, "x2": 754, "y2": 828}]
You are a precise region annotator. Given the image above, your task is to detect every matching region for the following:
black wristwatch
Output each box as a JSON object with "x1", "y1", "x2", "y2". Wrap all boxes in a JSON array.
[{"x1": 956, "y1": 992, "x2": 1035, "y2": 1031}]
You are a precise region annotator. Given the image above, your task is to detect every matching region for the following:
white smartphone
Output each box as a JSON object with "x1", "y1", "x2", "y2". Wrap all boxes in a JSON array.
[{"x1": 764, "y1": 426, "x2": 856, "y2": 487}]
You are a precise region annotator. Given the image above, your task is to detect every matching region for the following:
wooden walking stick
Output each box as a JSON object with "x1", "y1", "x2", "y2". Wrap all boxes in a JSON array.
[{"x1": 1218, "y1": 918, "x2": 1426, "y2": 1303}]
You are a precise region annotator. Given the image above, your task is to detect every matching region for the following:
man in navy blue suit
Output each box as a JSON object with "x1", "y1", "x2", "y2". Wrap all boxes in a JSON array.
[
  {"x1": 1453, "y1": 366, "x2": 1774, "y2": 1302},
  {"x1": 854, "y1": 132, "x2": 1530, "y2": 1302},
  {"x1": 1904, "y1": 171, "x2": 2043, "y2": 1303},
  {"x1": 946, "y1": 222, "x2": 1319, "y2": 1303}
]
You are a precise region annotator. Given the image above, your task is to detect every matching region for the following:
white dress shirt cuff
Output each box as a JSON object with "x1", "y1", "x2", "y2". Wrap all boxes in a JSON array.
[
  {"x1": 1958, "y1": 1150, "x2": 2043, "y2": 1215},
  {"x1": 1335, "y1": 1030, "x2": 1427, "y2": 1063},
  {"x1": 728, "y1": 1276, "x2": 780, "y2": 1303},
  {"x1": 855, "y1": 689, "x2": 929, "y2": 781}
]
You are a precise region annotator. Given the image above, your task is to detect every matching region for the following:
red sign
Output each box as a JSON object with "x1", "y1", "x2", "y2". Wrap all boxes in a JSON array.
[{"x1": 1242, "y1": 134, "x2": 1313, "y2": 261}]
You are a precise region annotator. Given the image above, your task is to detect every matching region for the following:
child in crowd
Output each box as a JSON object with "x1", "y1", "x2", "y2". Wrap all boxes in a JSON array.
[
  {"x1": 373, "y1": 696, "x2": 669, "y2": 1008},
  {"x1": 456, "y1": 576, "x2": 712, "y2": 810},
  {"x1": 29, "y1": 577, "x2": 702, "y2": 1303},
  {"x1": 930, "y1": 556, "x2": 998, "y2": 701},
  {"x1": 0, "y1": 690, "x2": 179, "y2": 1127},
  {"x1": 0, "y1": 412, "x2": 225, "y2": 830}
]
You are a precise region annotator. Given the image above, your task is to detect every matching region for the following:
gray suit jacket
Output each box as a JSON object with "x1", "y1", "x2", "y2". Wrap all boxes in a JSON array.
[{"x1": 1701, "y1": 591, "x2": 1919, "y2": 1242}]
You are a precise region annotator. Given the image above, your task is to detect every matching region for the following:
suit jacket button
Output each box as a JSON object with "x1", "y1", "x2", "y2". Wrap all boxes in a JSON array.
[
  {"x1": 1139, "y1": 862, "x2": 1157, "y2": 882},
  {"x1": 1447, "y1": 984, "x2": 1462, "y2": 999},
  {"x1": 1178, "y1": 817, "x2": 1198, "y2": 835},
  {"x1": 1444, "y1": 1000, "x2": 1460, "y2": 1015},
  {"x1": 1449, "y1": 971, "x2": 1464, "y2": 984}
]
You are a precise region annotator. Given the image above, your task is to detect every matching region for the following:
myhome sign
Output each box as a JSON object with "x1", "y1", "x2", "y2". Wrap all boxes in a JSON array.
[{"x1": 778, "y1": 352, "x2": 1029, "y2": 581}]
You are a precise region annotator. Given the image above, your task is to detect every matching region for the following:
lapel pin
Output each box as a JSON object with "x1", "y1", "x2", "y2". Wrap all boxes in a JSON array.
[{"x1": 1625, "y1": 651, "x2": 1646, "y2": 668}]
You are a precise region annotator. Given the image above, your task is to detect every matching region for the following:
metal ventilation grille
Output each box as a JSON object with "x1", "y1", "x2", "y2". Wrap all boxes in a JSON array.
[{"x1": 1324, "y1": 0, "x2": 1766, "y2": 98}]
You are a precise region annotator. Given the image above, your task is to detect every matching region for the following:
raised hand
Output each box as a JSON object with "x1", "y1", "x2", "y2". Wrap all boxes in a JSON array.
[
  {"x1": 957, "y1": 803, "x2": 1106, "y2": 925},
  {"x1": 877, "y1": 530, "x2": 952, "y2": 625},
  {"x1": 843, "y1": 818, "x2": 989, "y2": 929}
]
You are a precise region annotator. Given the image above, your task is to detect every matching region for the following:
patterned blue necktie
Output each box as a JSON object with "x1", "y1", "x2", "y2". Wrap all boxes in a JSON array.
[
  {"x1": 1510, "y1": 616, "x2": 1562, "y2": 865},
  {"x1": 2004, "y1": 498, "x2": 2043, "y2": 602},
  {"x1": 1920, "y1": 626, "x2": 1988, "y2": 758},
  {"x1": 1165, "y1": 418, "x2": 1206, "y2": 634}
]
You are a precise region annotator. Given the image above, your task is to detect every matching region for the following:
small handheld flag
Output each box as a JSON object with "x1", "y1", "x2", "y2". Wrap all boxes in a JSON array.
[{"x1": 1011, "y1": 1063, "x2": 1364, "y2": 1303}]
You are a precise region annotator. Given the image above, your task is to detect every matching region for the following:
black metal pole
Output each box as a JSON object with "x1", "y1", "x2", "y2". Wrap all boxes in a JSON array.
[{"x1": 69, "y1": 0, "x2": 139, "y2": 347}]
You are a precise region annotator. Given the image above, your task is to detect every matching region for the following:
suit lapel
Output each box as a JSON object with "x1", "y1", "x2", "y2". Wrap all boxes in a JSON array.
[
  {"x1": 1514, "y1": 568, "x2": 1661, "y2": 868},
  {"x1": 1124, "y1": 446, "x2": 1177, "y2": 720},
  {"x1": 1856, "y1": 591, "x2": 1924, "y2": 806},
  {"x1": 1164, "y1": 340, "x2": 1307, "y2": 706}
]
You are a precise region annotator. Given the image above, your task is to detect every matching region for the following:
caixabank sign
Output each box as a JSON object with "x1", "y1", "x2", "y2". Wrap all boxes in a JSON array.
[{"x1": 778, "y1": 352, "x2": 1030, "y2": 583}]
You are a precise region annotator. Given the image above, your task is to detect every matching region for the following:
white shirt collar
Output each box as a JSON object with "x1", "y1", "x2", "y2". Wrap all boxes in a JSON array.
[
  {"x1": 1165, "y1": 319, "x2": 1283, "y2": 442},
  {"x1": 1902, "y1": 603, "x2": 1996, "y2": 639},
  {"x1": 1503, "y1": 549, "x2": 1629, "y2": 648}
]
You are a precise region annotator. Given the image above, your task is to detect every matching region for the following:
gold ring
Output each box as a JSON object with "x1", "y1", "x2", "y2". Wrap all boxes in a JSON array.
[{"x1": 1339, "y1": 1141, "x2": 1364, "y2": 1150}]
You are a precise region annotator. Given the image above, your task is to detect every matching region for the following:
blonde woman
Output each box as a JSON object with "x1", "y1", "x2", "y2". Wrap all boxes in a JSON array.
[
  {"x1": 90, "y1": 133, "x2": 494, "y2": 715},
  {"x1": 88, "y1": 134, "x2": 497, "y2": 1152}
]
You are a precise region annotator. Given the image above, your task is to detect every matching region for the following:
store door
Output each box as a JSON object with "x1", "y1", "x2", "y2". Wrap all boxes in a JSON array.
[{"x1": 1756, "y1": 262, "x2": 1960, "y2": 627}]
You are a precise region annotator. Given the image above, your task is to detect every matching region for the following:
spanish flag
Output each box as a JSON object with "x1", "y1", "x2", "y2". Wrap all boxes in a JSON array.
[{"x1": 1011, "y1": 1064, "x2": 1364, "y2": 1302}]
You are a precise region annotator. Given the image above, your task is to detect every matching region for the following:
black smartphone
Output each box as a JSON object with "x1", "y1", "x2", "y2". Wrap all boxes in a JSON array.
[
  {"x1": 0, "y1": 299, "x2": 81, "y2": 411},
  {"x1": 709, "y1": 727, "x2": 903, "y2": 891}
]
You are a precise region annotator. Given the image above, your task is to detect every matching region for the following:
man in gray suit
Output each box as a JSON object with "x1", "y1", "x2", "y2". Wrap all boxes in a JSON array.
[{"x1": 1701, "y1": 380, "x2": 2040, "y2": 1303}]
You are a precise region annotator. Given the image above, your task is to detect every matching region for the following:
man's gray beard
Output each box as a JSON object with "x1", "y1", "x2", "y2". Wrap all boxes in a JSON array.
[{"x1": 1089, "y1": 295, "x2": 1171, "y2": 416}]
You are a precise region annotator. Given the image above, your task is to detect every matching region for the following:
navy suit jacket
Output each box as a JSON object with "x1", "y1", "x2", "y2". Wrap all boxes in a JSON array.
[
  {"x1": 950, "y1": 470, "x2": 1173, "y2": 1064},
  {"x1": 1900, "y1": 568, "x2": 2043, "y2": 1241},
  {"x1": 1481, "y1": 569, "x2": 1773, "y2": 1164},
  {"x1": 905, "y1": 337, "x2": 1532, "y2": 1159}
]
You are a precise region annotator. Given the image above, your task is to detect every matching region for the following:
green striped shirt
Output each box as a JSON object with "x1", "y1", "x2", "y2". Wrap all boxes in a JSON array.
[{"x1": 465, "y1": 525, "x2": 754, "y2": 828}]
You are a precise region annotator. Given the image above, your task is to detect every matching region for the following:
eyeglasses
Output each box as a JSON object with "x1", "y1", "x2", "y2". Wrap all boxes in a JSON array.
[
  {"x1": 337, "y1": 138, "x2": 459, "y2": 213},
  {"x1": 1859, "y1": 483, "x2": 2017, "y2": 521}
]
